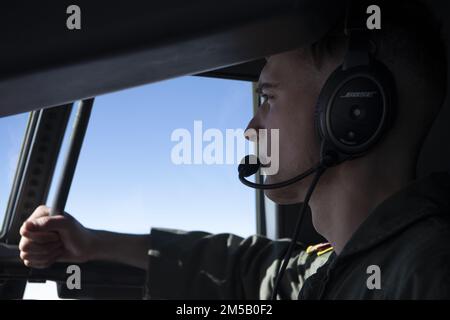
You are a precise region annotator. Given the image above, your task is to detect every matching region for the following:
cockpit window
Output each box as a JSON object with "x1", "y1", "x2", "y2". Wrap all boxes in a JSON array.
[{"x1": 48, "y1": 77, "x2": 256, "y2": 236}]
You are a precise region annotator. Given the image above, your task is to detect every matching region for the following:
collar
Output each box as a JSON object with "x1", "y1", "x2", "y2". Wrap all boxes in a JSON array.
[{"x1": 338, "y1": 172, "x2": 450, "y2": 259}]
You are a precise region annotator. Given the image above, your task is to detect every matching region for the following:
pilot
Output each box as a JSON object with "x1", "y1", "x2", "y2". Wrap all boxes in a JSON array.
[{"x1": 18, "y1": 0, "x2": 450, "y2": 299}]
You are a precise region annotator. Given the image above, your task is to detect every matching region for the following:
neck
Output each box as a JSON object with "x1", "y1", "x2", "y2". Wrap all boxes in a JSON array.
[{"x1": 309, "y1": 152, "x2": 415, "y2": 254}]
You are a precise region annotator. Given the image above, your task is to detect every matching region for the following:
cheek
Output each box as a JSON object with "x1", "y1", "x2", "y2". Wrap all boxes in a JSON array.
[
  {"x1": 279, "y1": 99, "x2": 315, "y2": 142},
  {"x1": 267, "y1": 95, "x2": 319, "y2": 167}
]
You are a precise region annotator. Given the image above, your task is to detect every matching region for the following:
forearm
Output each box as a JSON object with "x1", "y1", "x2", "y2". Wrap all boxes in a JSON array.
[{"x1": 88, "y1": 229, "x2": 150, "y2": 270}]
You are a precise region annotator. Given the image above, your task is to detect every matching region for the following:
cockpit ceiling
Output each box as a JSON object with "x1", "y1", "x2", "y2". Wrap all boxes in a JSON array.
[{"x1": 0, "y1": 0, "x2": 344, "y2": 117}]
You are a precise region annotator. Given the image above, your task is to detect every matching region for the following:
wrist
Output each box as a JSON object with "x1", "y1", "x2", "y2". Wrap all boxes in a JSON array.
[{"x1": 85, "y1": 229, "x2": 106, "y2": 261}]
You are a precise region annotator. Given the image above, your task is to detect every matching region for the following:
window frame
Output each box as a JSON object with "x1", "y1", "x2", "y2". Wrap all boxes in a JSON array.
[
  {"x1": 0, "y1": 105, "x2": 73, "y2": 243},
  {"x1": 1, "y1": 112, "x2": 35, "y2": 238}
]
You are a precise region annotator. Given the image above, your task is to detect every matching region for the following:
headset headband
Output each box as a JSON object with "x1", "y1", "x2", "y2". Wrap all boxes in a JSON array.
[{"x1": 343, "y1": 0, "x2": 372, "y2": 69}]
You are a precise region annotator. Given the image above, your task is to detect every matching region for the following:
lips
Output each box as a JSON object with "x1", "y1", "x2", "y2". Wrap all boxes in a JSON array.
[
  {"x1": 260, "y1": 161, "x2": 272, "y2": 168},
  {"x1": 258, "y1": 154, "x2": 271, "y2": 167}
]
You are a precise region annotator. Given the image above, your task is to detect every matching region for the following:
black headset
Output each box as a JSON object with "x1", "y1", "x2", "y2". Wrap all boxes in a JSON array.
[
  {"x1": 315, "y1": 22, "x2": 396, "y2": 167},
  {"x1": 238, "y1": 1, "x2": 396, "y2": 300}
]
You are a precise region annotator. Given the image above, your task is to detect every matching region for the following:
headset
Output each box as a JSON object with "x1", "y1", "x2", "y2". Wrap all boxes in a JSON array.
[{"x1": 238, "y1": 1, "x2": 396, "y2": 300}]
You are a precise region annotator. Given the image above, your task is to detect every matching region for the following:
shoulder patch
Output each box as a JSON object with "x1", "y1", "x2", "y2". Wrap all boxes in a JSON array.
[{"x1": 306, "y1": 243, "x2": 333, "y2": 256}]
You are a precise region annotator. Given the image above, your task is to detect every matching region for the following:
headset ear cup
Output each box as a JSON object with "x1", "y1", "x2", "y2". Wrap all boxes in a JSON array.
[{"x1": 314, "y1": 61, "x2": 396, "y2": 161}]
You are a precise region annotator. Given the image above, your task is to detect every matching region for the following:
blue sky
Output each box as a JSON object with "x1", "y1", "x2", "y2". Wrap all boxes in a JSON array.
[
  {"x1": 0, "y1": 112, "x2": 28, "y2": 229},
  {"x1": 1, "y1": 76, "x2": 257, "y2": 299},
  {"x1": 49, "y1": 76, "x2": 257, "y2": 237}
]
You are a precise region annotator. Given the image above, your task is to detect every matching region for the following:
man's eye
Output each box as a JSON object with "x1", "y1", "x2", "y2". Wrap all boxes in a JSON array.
[{"x1": 260, "y1": 94, "x2": 272, "y2": 105}]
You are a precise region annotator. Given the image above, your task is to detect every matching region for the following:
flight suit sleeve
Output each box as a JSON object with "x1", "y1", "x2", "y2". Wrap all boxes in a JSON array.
[{"x1": 144, "y1": 228, "x2": 326, "y2": 300}]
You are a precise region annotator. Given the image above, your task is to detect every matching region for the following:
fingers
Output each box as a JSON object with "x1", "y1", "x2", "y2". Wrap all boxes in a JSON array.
[
  {"x1": 28, "y1": 205, "x2": 51, "y2": 220},
  {"x1": 21, "y1": 215, "x2": 69, "y2": 234},
  {"x1": 19, "y1": 238, "x2": 62, "y2": 255},
  {"x1": 22, "y1": 247, "x2": 65, "y2": 269},
  {"x1": 20, "y1": 219, "x2": 60, "y2": 243},
  {"x1": 19, "y1": 205, "x2": 73, "y2": 268},
  {"x1": 19, "y1": 236, "x2": 64, "y2": 269},
  {"x1": 20, "y1": 205, "x2": 70, "y2": 243},
  {"x1": 20, "y1": 225, "x2": 60, "y2": 243}
]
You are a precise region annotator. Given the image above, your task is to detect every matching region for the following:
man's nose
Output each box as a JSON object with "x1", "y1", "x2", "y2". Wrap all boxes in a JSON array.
[{"x1": 244, "y1": 116, "x2": 261, "y2": 142}]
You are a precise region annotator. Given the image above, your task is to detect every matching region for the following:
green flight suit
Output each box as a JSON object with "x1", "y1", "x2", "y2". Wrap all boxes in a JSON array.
[{"x1": 145, "y1": 172, "x2": 450, "y2": 299}]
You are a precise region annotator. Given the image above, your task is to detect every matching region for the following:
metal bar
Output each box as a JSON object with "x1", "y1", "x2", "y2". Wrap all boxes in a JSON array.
[
  {"x1": 1, "y1": 113, "x2": 38, "y2": 236},
  {"x1": 2, "y1": 105, "x2": 73, "y2": 244},
  {"x1": 50, "y1": 99, "x2": 94, "y2": 216}
]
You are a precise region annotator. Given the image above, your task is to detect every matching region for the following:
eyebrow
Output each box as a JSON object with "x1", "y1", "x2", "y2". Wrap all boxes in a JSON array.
[{"x1": 255, "y1": 82, "x2": 280, "y2": 94}]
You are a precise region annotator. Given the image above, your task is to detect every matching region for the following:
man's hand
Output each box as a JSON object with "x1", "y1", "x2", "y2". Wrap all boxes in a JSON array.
[
  {"x1": 19, "y1": 205, "x2": 150, "y2": 270},
  {"x1": 19, "y1": 205, "x2": 95, "y2": 268}
]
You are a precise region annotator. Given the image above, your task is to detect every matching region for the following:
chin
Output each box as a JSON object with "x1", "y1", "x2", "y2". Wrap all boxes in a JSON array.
[
  {"x1": 264, "y1": 189, "x2": 299, "y2": 205},
  {"x1": 263, "y1": 176, "x2": 303, "y2": 205}
]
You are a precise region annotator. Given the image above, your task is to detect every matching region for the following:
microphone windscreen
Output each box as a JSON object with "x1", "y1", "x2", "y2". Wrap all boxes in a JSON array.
[{"x1": 238, "y1": 155, "x2": 261, "y2": 177}]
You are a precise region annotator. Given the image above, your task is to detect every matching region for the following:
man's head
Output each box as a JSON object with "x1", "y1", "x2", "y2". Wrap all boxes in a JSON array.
[{"x1": 245, "y1": 0, "x2": 447, "y2": 205}]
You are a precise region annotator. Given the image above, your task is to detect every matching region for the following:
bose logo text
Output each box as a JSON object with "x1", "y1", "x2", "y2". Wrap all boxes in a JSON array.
[{"x1": 340, "y1": 91, "x2": 378, "y2": 98}]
